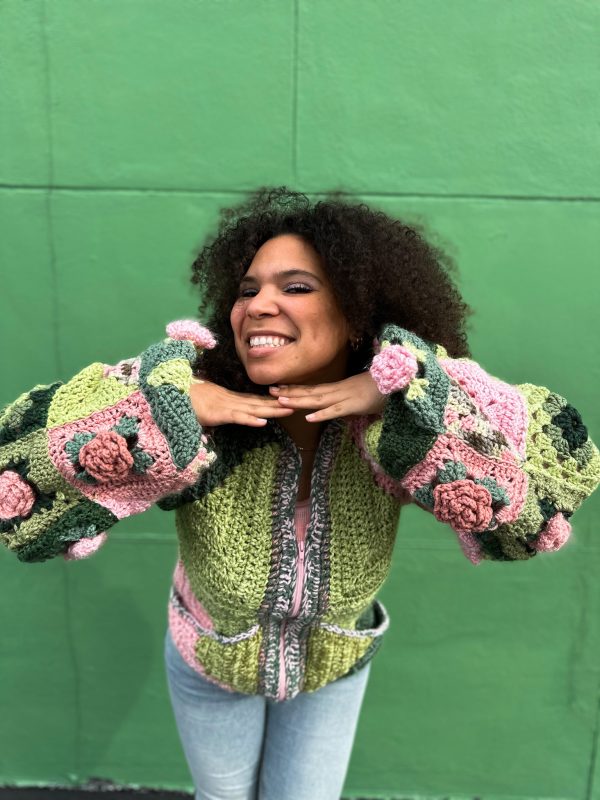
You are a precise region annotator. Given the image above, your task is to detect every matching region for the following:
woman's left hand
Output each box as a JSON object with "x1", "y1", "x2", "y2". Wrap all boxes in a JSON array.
[{"x1": 269, "y1": 372, "x2": 386, "y2": 422}]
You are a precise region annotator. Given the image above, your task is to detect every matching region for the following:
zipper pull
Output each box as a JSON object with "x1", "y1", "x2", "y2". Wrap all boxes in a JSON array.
[{"x1": 298, "y1": 539, "x2": 305, "y2": 558}]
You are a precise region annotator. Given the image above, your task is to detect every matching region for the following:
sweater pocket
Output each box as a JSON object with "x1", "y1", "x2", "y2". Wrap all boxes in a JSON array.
[
  {"x1": 303, "y1": 599, "x2": 389, "y2": 692},
  {"x1": 168, "y1": 587, "x2": 262, "y2": 695}
]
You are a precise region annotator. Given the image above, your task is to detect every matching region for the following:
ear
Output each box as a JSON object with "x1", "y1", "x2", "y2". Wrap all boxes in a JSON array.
[{"x1": 349, "y1": 332, "x2": 364, "y2": 351}]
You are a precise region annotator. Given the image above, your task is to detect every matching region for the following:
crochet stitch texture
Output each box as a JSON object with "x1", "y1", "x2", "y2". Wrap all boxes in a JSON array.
[
  {"x1": 368, "y1": 325, "x2": 600, "y2": 563},
  {"x1": 1, "y1": 321, "x2": 598, "y2": 700}
]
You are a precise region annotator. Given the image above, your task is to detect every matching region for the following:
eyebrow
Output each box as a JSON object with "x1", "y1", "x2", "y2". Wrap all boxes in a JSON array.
[{"x1": 239, "y1": 269, "x2": 323, "y2": 286}]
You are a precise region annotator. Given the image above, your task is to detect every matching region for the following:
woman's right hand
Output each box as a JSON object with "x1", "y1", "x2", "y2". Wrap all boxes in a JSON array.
[{"x1": 189, "y1": 380, "x2": 295, "y2": 427}]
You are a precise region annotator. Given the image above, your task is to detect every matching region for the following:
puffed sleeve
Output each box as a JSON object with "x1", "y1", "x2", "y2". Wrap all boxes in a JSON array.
[
  {"x1": 358, "y1": 324, "x2": 600, "y2": 564},
  {"x1": 0, "y1": 320, "x2": 217, "y2": 562}
]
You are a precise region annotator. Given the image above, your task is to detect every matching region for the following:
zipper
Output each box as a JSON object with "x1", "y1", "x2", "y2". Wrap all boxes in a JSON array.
[
  {"x1": 277, "y1": 529, "x2": 307, "y2": 701},
  {"x1": 290, "y1": 538, "x2": 305, "y2": 617}
]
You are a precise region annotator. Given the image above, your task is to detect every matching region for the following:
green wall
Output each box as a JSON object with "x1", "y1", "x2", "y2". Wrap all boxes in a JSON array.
[{"x1": 1, "y1": 1, "x2": 599, "y2": 797}]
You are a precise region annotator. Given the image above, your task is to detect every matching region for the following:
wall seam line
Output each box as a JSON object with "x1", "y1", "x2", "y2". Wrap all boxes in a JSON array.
[
  {"x1": 42, "y1": 0, "x2": 81, "y2": 781},
  {"x1": 291, "y1": 0, "x2": 299, "y2": 184},
  {"x1": 1, "y1": 184, "x2": 599, "y2": 203},
  {"x1": 40, "y1": 0, "x2": 62, "y2": 379}
]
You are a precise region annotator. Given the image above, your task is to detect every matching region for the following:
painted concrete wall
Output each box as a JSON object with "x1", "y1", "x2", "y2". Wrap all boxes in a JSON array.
[{"x1": 1, "y1": 1, "x2": 599, "y2": 797}]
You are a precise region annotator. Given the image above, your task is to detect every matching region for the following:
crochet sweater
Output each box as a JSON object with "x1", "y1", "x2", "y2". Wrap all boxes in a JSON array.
[{"x1": 1, "y1": 320, "x2": 599, "y2": 701}]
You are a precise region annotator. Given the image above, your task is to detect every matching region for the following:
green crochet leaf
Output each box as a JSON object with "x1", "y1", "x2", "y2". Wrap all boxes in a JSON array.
[
  {"x1": 112, "y1": 414, "x2": 140, "y2": 439},
  {"x1": 74, "y1": 469, "x2": 97, "y2": 485},
  {"x1": 414, "y1": 484, "x2": 434, "y2": 508},
  {"x1": 474, "y1": 477, "x2": 510, "y2": 507},
  {"x1": 64, "y1": 432, "x2": 95, "y2": 465},
  {"x1": 436, "y1": 460, "x2": 468, "y2": 483},
  {"x1": 131, "y1": 447, "x2": 154, "y2": 474}
]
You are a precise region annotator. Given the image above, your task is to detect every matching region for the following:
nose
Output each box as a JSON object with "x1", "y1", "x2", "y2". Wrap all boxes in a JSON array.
[{"x1": 245, "y1": 287, "x2": 279, "y2": 318}]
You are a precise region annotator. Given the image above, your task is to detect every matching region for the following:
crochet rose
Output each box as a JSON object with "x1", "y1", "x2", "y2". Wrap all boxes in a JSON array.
[
  {"x1": 0, "y1": 470, "x2": 35, "y2": 520},
  {"x1": 535, "y1": 513, "x2": 571, "y2": 552},
  {"x1": 370, "y1": 344, "x2": 419, "y2": 395},
  {"x1": 433, "y1": 479, "x2": 493, "y2": 533},
  {"x1": 78, "y1": 431, "x2": 134, "y2": 483}
]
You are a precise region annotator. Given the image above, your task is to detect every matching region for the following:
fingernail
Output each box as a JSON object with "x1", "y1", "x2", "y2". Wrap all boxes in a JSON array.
[
  {"x1": 278, "y1": 396, "x2": 289, "y2": 403},
  {"x1": 270, "y1": 386, "x2": 280, "y2": 393},
  {"x1": 305, "y1": 413, "x2": 316, "y2": 421}
]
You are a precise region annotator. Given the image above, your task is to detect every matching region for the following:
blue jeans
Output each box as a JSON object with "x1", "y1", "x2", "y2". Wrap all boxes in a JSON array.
[{"x1": 164, "y1": 629, "x2": 371, "y2": 800}]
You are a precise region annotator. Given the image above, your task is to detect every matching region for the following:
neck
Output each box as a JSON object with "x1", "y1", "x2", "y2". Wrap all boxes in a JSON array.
[{"x1": 279, "y1": 411, "x2": 324, "y2": 451}]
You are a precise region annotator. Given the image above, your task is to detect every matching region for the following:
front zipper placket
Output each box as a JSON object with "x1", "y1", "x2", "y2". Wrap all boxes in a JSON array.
[
  {"x1": 276, "y1": 430, "x2": 310, "y2": 702},
  {"x1": 257, "y1": 423, "x2": 301, "y2": 701},
  {"x1": 267, "y1": 419, "x2": 343, "y2": 701},
  {"x1": 276, "y1": 512, "x2": 307, "y2": 701}
]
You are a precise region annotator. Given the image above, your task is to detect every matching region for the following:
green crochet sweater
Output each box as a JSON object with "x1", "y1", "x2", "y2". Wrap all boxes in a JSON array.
[{"x1": 0, "y1": 321, "x2": 598, "y2": 700}]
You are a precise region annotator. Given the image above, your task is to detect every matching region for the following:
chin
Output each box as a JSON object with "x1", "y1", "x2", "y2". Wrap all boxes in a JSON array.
[
  {"x1": 246, "y1": 368, "x2": 297, "y2": 386},
  {"x1": 244, "y1": 362, "x2": 308, "y2": 386}
]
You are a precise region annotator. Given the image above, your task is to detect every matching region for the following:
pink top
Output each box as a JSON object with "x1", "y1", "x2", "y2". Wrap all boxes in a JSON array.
[
  {"x1": 294, "y1": 497, "x2": 311, "y2": 542},
  {"x1": 276, "y1": 496, "x2": 311, "y2": 700}
]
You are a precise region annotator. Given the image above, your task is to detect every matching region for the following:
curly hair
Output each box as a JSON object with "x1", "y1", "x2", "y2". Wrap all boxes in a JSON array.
[{"x1": 191, "y1": 187, "x2": 472, "y2": 392}]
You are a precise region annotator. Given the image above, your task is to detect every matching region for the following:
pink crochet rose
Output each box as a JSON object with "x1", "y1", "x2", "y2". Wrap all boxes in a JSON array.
[
  {"x1": 79, "y1": 431, "x2": 134, "y2": 483},
  {"x1": 0, "y1": 470, "x2": 35, "y2": 520},
  {"x1": 433, "y1": 479, "x2": 493, "y2": 533},
  {"x1": 535, "y1": 513, "x2": 571, "y2": 552},
  {"x1": 370, "y1": 344, "x2": 419, "y2": 395},
  {"x1": 166, "y1": 320, "x2": 216, "y2": 350}
]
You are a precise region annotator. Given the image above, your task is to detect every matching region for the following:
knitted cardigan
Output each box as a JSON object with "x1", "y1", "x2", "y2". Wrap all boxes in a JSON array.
[{"x1": 1, "y1": 320, "x2": 599, "y2": 701}]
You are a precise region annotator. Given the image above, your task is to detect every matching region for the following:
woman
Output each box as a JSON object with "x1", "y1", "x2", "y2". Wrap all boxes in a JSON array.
[{"x1": 1, "y1": 188, "x2": 598, "y2": 799}]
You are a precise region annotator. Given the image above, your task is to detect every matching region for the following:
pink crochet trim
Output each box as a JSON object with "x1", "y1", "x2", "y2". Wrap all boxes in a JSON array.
[
  {"x1": 63, "y1": 532, "x2": 108, "y2": 561},
  {"x1": 433, "y1": 479, "x2": 494, "y2": 533},
  {"x1": 167, "y1": 603, "x2": 234, "y2": 692},
  {"x1": 173, "y1": 560, "x2": 214, "y2": 631},
  {"x1": 455, "y1": 532, "x2": 484, "y2": 565},
  {"x1": 166, "y1": 320, "x2": 216, "y2": 350},
  {"x1": 535, "y1": 513, "x2": 572, "y2": 552},
  {"x1": 370, "y1": 345, "x2": 419, "y2": 395},
  {"x1": 0, "y1": 471, "x2": 35, "y2": 520},
  {"x1": 79, "y1": 431, "x2": 134, "y2": 483}
]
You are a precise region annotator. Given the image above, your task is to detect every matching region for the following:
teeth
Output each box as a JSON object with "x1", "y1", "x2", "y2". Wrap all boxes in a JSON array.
[{"x1": 249, "y1": 336, "x2": 291, "y2": 348}]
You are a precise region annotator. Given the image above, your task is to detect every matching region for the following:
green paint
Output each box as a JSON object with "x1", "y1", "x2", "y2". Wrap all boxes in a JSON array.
[{"x1": 1, "y1": 0, "x2": 599, "y2": 797}]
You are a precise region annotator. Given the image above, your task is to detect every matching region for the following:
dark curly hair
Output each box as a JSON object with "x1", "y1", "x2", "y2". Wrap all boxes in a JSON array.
[{"x1": 191, "y1": 187, "x2": 472, "y2": 392}]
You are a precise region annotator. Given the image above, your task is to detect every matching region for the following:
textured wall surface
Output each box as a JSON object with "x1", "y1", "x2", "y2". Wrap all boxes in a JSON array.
[{"x1": 1, "y1": 1, "x2": 599, "y2": 798}]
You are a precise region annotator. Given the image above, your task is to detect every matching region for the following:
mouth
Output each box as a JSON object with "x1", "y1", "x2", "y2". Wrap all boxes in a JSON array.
[
  {"x1": 248, "y1": 335, "x2": 294, "y2": 348},
  {"x1": 246, "y1": 334, "x2": 295, "y2": 356}
]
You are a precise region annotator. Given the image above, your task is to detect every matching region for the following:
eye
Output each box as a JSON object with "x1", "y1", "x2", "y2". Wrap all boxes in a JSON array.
[
  {"x1": 284, "y1": 283, "x2": 313, "y2": 293},
  {"x1": 238, "y1": 288, "x2": 258, "y2": 298}
]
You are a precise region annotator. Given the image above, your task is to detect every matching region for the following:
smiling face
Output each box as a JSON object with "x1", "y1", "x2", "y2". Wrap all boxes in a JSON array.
[{"x1": 230, "y1": 234, "x2": 351, "y2": 386}]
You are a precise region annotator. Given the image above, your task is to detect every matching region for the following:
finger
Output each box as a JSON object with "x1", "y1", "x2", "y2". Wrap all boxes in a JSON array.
[
  {"x1": 229, "y1": 412, "x2": 269, "y2": 427},
  {"x1": 305, "y1": 402, "x2": 351, "y2": 423},
  {"x1": 239, "y1": 404, "x2": 295, "y2": 418},
  {"x1": 238, "y1": 391, "x2": 286, "y2": 403},
  {"x1": 246, "y1": 397, "x2": 294, "y2": 408},
  {"x1": 270, "y1": 383, "x2": 339, "y2": 397},
  {"x1": 276, "y1": 392, "x2": 346, "y2": 409},
  {"x1": 228, "y1": 409, "x2": 294, "y2": 427},
  {"x1": 212, "y1": 404, "x2": 293, "y2": 427}
]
